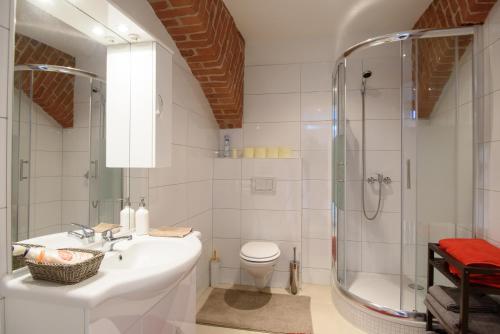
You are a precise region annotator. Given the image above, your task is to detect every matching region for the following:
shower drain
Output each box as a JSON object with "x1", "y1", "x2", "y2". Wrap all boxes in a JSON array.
[{"x1": 408, "y1": 283, "x2": 425, "y2": 290}]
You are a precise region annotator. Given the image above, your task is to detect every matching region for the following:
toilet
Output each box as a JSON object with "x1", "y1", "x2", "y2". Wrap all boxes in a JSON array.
[{"x1": 240, "y1": 241, "x2": 281, "y2": 289}]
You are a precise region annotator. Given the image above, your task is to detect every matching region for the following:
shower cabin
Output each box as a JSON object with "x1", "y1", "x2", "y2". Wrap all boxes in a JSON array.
[
  {"x1": 332, "y1": 26, "x2": 482, "y2": 317},
  {"x1": 11, "y1": 65, "x2": 122, "y2": 242}
]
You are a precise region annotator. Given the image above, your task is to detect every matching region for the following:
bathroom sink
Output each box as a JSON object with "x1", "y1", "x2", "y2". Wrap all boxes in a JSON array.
[{"x1": 1, "y1": 233, "x2": 202, "y2": 308}]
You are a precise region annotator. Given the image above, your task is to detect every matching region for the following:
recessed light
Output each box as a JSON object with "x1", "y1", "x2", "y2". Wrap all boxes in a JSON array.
[
  {"x1": 128, "y1": 33, "x2": 140, "y2": 41},
  {"x1": 117, "y1": 24, "x2": 128, "y2": 33},
  {"x1": 92, "y1": 26, "x2": 104, "y2": 36}
]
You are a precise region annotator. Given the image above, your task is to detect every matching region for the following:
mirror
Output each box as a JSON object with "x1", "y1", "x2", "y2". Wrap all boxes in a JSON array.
[{"x1": 11, "y1": 0, "x2": 134, "y2": 269}]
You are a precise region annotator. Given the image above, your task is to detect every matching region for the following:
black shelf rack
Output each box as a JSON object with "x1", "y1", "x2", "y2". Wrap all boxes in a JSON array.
[{"x1": 427, "y1": 242, "x2": 500, "y2": 333}]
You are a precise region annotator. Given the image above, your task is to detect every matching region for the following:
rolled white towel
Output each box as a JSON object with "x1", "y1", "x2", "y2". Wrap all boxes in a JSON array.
[{"x1": 25, "y1": 247, "x2": 93, "y2": 265}]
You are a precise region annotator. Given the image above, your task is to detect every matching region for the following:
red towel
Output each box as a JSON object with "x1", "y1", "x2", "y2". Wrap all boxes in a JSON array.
[{"x1": 439, "y1": 238, "x2": 500, "y2": 288}]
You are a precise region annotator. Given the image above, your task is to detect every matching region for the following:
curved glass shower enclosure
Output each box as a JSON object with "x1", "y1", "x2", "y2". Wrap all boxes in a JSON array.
[{"x1": 332, "y1": 27, "x2": 481, "y2": 317}]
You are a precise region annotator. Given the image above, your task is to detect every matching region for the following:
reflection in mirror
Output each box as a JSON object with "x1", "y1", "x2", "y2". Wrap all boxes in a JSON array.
[{"x1": 11, "y1": 0, "x2": 130, "y2": 269}]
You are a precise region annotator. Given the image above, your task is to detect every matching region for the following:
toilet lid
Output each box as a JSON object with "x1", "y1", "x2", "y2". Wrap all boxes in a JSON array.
[{"x1": 240, "y1": 242, "x2": 280, "y2": 262}]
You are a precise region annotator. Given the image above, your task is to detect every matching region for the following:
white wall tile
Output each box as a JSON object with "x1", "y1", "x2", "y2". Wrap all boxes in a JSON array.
[
  {"x1": 34, "y1": 177, "x2": 62, "y2": 203},
  {"x1": 0, "y1": 0, "x2": 9, "y2": 29},
  {"x1": 362, "y1": 57, "x2": 401, "y2": 89},
  {"x1": 61, "y1": 177, "x2": 88, "y2": 201},
  {"x1": 301, "y1": 92, "x2": 332, "y2": 121},
  {"x1": 0, "y1": 208, "x2": 6, "y2": 275},
  {"x1": 62, "y1": 128, "x2": 88, "y2": 152},
  {"x1": 0, "y1": 118, "x2": 5, "y2": 208},
  {"x1": 301, "y1": 150, "x2": 331, "y2": 180},
  {"x1": 172, "y1": 104, "x2": 188, "y2": 145},
  {"x1": 301, "y1": 122, "x2": 331, "y2": 150},
  {"x1": 245, "y1": 64, "x2": 300, "y2": 94},
  {"x1": 0, "y1": 28, "x2": 8, "y2": 118},
  {"x1": 214, "y1": 159, "x2": 241, "y2": 180},
  {"x1": 242, "y1": 158, "x2": 301, "y2": 180},
  {"x1": 346, "y1": 241, "x2": 362, "y2": 271},
  {"x1": 186, "y1": 180, "x2": 212, "y2": 217},
  {"x1": 244, "y1": 93, "x2": 300, "y2": 123},
  {"x1": 302, "y1": 268, "x2": 330, "y2": 285},
  {"x1": 188, "y1": 111, "x2": 218, "y2": 150},
  {"x1": 219, "y1": 268, "x2": 241, "y2": 285},
  {"x1": 35, "y1": 151, "x2": 62, "y2": 177},
  {"x1": 302, "y1": 209, "x2": 330, "y2": 239},
  {"x1": 186, "y1": 147, "x2": 213, "y2": 182},
  {"x1": 149, "y1": 184, "x2": 188, "y2": 227},
  {"x1": 213, "y1": 209, "x2": 240, "y2": 239},
  {"x1": 346, "y1": 211, "x2": 362, "y2": 242},
  {"x1": 62, "y1": 152, "x2": 88, "y2": 177},
  {"x1": 213, "y1": 180, "x2": 241, "y2": 209},
  {"x1": 362, "y1": 242, "x2": 400, "y2": 275},
  {"x1": 149, "y1": 145, "x2": 187, "y2": 187},
  {"x1": 362, "y1": 212, "x2": 401, "y2": 243},
  {"x1": 302, "y1": 180, "x2": 330, "y2": 209},
  {"x1": 241, "y1": 180, "x2": 301, "y2": 210},
  {"x1": 302, "y1": 238, "x2": 331, "y2": 269},
  {"x1": 243, "y1": 122, "x2": 300, "y2": 150},
  {"x1": 241, "y1": 210, "x2": 301, "y2": 242},
  {"x1": 188, "y1": 210, "x2": 212, "y2": 241},
  {"x1": 61, "y1": 201, "x2": 89, "y2": 226},
  {"x1": 213, "y1": 238, "x2": 241, "y2": 268},
  {"x1": 36, "y1": 125, "x2": 62, "y2": 152},
  {"x1": 300, "y1": 63, "x2": 333, "y2": 92}
]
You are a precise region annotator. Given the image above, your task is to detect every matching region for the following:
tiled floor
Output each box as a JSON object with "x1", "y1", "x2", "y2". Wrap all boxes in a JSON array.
[{"x1": 196, "y1": 284, "x2": 367, "y2": 334}]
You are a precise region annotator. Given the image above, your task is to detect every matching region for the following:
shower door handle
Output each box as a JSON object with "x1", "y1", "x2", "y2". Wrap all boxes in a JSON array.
[
  {"x1": 406, "y1": 159, "x2": 411, "y2": 189},
  {"x1": 20, "y1": 159, "x2": 29, "y2": 181}
]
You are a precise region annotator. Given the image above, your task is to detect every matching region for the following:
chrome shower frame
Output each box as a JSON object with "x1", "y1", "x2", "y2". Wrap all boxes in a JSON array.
[{"x1": 332, "y1": 26, "x2": 483, "y2": 320}]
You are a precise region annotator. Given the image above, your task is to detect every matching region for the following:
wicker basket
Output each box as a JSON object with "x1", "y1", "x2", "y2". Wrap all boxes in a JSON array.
[
  {"x1": 25, "y1": 248, "x2": 104, "y2": 285},
  {"x1": 12, "y1": 243, "x2": 43, "y2": 271}
]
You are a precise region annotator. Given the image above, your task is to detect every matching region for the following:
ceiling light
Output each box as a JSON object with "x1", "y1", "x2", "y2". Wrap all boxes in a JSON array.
[
  {"x1": 117, "y1": 24, "x2": 128, "y2": 33},
  {"x1": 92, "y1": 26, "x2": 104, "y2": 36}
]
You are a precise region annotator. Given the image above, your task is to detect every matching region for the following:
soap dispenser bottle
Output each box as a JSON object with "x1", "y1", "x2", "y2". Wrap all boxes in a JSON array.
[
  {"x1": 120, "y1": 197, "x2": 135, "y2": 230},
  {"x1": 135, "y1": 197, "x2": 150, "y2": 235}
]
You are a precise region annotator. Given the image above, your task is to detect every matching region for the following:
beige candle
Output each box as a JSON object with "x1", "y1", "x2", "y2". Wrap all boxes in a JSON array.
[
  {"x1": 278, "y1": 146, "x2": 292, "y2": 158},
  {"x1": 255, "y1": 147, "x2": 266, "y2": 159},
  {"x1": 243, "y1": 147, "x2": 255, "y2": 158},
  {"x1": 266, "y1": 147, "x2": 279, "y2": 159}
]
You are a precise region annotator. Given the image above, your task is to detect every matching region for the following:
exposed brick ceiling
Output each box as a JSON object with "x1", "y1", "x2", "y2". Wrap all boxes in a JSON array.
[
  {"x1": 148, "y1": 0, "x2": 245, "y2": 129},
  {"x1": 15, "y1": 34, "x2": 75, "y2": 128},
  {"x1": 414, "y1": 0, "x2": 497, "y2": 118}
]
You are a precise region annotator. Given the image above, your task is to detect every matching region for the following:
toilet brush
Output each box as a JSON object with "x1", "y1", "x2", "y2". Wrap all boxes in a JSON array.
[{"x1": 290, "y1": 247, "x2": 300, "y2": 295}]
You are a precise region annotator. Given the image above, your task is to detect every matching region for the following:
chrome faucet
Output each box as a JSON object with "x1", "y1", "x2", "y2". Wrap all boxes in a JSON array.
[
  {"x1": 102, "y1": 229, "x2": 132, "y2": 251},
  {"x1": 68, "y1": 223, "x2": 95, "y2": 240}
]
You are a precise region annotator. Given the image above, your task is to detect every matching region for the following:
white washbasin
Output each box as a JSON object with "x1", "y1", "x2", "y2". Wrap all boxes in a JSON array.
[
  {"x1": 17, "y1": 231, "x2": 96, "y2": 249},
  {"x1": 1, "y1": 233, "x2": 202, "y2": 308}
]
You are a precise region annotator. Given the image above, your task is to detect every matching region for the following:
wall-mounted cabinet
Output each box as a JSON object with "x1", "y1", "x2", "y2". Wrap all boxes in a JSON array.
[{"x1": 106, "y1": 41, "x2": 172, "y2": 168}]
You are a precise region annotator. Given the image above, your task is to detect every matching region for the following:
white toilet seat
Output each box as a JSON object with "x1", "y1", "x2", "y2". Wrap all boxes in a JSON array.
[{"x1": 240, "y1": 241, "x2": 280, "y2": 263}]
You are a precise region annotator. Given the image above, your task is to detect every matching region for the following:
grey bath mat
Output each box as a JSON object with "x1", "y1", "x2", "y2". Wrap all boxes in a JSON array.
[{"x1": 197, "y1": 288, "x2": 313, "y2": 333}]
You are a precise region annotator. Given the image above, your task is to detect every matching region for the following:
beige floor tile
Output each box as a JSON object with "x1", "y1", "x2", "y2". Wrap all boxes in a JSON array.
[{"x1": 196, "y1": 284, "x2": 366, "y2": 334}]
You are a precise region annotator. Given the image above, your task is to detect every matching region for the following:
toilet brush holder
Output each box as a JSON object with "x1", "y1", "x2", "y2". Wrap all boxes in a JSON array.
[{"x1": 290, "y1": 247, "x2": 300, "y2": 295}]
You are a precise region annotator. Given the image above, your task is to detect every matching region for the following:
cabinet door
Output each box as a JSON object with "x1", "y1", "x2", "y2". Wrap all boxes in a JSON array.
[
  {"x1": 153, "y1": 43, "x2": 172, "y2": 168},
  {"x1": 130, "y1": 42, "x2": 155, "y2": 168},
  {"x1": 106, "y1": 44, "x2": 131, "y2": 168}
]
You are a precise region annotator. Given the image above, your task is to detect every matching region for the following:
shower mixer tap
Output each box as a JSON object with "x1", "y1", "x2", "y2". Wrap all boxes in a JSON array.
[{"x1": 367, "y1": 173, "x2": 383, "y2": 184}]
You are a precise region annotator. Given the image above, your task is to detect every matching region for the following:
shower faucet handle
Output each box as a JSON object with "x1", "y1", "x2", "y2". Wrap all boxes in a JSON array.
[
  {"x1": 367, "y1": 176, "x2": 378, "y2": 184},
  {"x1": 383, "y1": 176, "x2": 392, "y2": 184}
]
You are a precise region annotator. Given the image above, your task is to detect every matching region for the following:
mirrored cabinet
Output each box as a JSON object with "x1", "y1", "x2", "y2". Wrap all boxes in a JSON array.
[{"x1": 106, "y1": 41, "x2": 173, "y2": 168}]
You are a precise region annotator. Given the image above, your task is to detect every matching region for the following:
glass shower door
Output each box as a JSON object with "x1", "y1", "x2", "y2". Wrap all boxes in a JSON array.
[
  {"x1": 401, "y1": 33, "x2": 475, "y2": 312},
  {"x1": 333, "y1": 62, "x2": 347, "y2": 286},
  {"x1": 11, "y1": 71, "x2": 32, "y2": 242}
]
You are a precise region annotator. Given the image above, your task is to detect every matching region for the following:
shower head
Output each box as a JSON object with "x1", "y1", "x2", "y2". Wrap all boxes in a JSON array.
[{"x1": 362, "y1": 70, "x2": 372, "y2": 79}]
